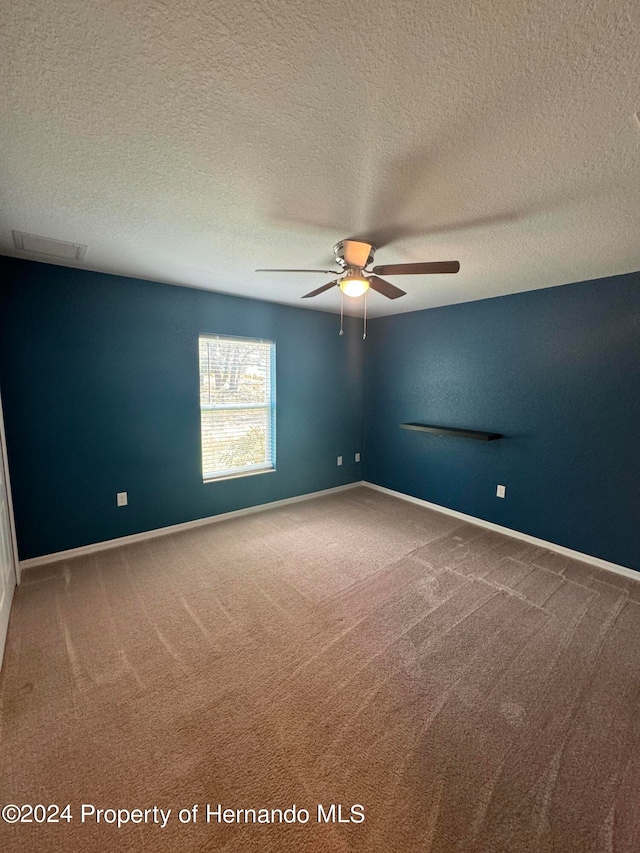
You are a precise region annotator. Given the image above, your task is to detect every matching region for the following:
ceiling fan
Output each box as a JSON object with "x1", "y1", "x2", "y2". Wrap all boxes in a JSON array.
[{"x1": 256, "y1": 239, "x2": 460, "y2": 301}]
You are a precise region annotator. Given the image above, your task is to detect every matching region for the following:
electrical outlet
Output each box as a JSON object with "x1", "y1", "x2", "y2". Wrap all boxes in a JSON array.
[
  {"x1": 355, "y1": 452, "x2": 361, "y2": 462},
  {"x1": 117, "y1": 491, "x2": 128, "y2": 507},
  {"x1": 496, "y1": 484, "x2": 506, "y2": 499},
  {"x1": 337, "y1": 456, "x2": 343, "y2": 466}
]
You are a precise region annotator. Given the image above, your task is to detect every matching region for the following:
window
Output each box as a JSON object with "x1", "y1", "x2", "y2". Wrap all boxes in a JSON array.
[{"x1": 199, "y1": 335, "x2": 276, "y2": 481}]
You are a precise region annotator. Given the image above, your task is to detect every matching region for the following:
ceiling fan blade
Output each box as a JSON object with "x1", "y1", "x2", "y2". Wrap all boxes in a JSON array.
[
  {"x1": 367, "y1": 276, "x2": 406, "y2": 299},
  {"x1": 256, "y1": 268, "x2": 338, "y2": 274},
  {"x1": 371, "y1": 261, "x2": 460, "y2": 276},
  {"x1": 342, "y1": 240, "x2": 373, "y2": 268},
  {"x1": 301, "y1": 280, "x2": 339, "y2": 298}
]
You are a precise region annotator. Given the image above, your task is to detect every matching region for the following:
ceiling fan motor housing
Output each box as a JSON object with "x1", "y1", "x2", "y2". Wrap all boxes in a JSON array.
[{"x1": 333, "y1": 240, "x2": 376, "y2": 270}]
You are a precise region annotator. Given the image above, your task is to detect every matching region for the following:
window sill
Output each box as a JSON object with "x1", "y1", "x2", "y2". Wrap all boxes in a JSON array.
[{"x1": 203, "y1": 466, "x2": 276, "y2": 484}]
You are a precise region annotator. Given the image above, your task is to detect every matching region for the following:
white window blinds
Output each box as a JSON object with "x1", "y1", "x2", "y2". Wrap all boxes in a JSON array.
[{"x1": 199, "y1": 335, "x2": 276, "y2": 481}]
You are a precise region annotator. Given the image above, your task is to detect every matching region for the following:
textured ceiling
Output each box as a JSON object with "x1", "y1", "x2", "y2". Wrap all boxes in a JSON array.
[{"x1": 1, "y1": 0, "x2": 640, "y2": 317}]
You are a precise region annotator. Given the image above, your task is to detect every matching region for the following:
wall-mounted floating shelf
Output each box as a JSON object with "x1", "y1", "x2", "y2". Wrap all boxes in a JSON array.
[{"x1": 400, "y1": 422, "x2": 502, "y2": 441}]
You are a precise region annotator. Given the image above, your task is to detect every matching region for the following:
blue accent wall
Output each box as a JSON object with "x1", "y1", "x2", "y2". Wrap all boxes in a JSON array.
[
  {"x1": 0, "y1": 257, "x2": 364, "y2": 560},
  {"x1": 363, "y1": 271, "x2": 640, "y2": 571},
  {"x1": 2, "y1": 256, "x2": 639, "y2": 570}
]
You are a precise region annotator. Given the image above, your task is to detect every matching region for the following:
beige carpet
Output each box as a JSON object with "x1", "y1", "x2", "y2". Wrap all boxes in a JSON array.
[{"x1": 2, "y1": 486, "x2": 640, "y2": 852}]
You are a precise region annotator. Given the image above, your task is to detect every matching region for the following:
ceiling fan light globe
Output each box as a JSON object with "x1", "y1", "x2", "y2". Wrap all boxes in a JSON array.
[{"x1": 340, "y1": 277, "x2": 369, "y2": 298}]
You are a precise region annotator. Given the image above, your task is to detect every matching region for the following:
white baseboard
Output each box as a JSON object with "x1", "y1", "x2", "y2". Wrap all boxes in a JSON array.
[
  {"x1": 0, "y1": 576, "x2": 15, "y2": 672},
  {"x1": 21, "y1": 480, "x2": 638, "y2": 585},
  {"x1": 19, "y1": 482, "x2": 364, "y2": 572},
  {"x1": 363, "y1": 482, "x2": 639, "y2": 583}
]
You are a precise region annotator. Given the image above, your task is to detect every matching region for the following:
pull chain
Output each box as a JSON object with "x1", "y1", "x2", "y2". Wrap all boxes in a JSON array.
[
  {"x1": 363, "y1": 290, "x2": 367, "y2": 339},
  {"x1": 339, "y1": 288, "x2": 344, "y2": 336}
]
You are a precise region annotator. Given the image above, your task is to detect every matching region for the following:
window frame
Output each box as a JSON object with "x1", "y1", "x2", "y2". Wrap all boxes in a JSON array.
[{"x1": 198, "y1": 334, "x2": 276, "y2": 483}]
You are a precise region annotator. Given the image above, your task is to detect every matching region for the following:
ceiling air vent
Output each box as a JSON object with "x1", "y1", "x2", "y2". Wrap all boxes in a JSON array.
[{"x1": 12, "y1": 230, "x2": 87, "y2": 261}]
